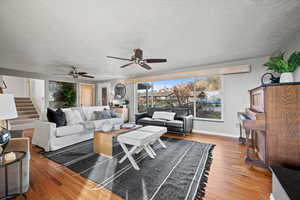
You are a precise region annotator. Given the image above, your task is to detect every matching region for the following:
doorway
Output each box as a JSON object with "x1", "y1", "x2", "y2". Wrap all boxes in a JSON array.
[
  {"x1": 79, "y1": 84, "x2": 95, "y2": 106},
  {"x1": 97, "y1": 82, "x2": 110, "y2": 106}
]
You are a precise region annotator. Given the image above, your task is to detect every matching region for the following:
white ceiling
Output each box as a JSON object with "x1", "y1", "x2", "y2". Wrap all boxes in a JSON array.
[{"x1": 1, "y1": 0, "x2": 300, "y2": 81}]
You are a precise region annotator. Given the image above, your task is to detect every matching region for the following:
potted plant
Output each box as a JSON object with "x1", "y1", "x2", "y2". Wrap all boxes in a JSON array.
[
  {"x1": 122, "y1": 99, "x2": 129, "y2": 108},
  {"x1": 59, "y1": 82, "x2": 76, "y2": 107},
  {"x1": 264, "y1": 51, "x2": 300, "y2": 83}
]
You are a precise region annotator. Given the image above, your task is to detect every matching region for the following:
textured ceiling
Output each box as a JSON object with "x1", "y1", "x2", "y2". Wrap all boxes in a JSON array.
[{"x1": 0, "y1": 0, "x2": 300, "y2": 80}]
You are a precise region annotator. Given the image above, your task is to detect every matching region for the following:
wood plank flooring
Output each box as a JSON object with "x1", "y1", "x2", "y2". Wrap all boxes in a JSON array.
[{"x1": 13, "y1": 130, "x2": 271, "y2": 200}]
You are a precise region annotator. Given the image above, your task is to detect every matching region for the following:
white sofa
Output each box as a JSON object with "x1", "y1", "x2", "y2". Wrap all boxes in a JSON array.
[{"x1": 32, "y1": 106, "x2": 123, "y2": 152}]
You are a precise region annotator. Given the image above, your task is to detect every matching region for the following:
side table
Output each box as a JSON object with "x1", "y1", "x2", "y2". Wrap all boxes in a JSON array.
[{"x1": 0, "y1": 151, "x2": 27, "y2": 200}]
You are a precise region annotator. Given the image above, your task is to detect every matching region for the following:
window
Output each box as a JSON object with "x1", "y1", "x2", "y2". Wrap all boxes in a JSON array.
[
  {"x1": 194, "y1": 75, "x2": 222, "y2": 119},
  {"x1": 136, "y1": 75, "x2": 223, "y2": 120},
  {"x1": 137, "y1": 82, "x2": 152, "y2": 113}
]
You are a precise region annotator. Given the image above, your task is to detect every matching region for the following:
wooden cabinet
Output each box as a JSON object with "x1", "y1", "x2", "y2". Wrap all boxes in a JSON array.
[
  {"x1": 114, "y1": 107, "x2": 129, "y2": 123},
  {"x1": 248, "y1": 83, "x2": 300, "y2": 168}
]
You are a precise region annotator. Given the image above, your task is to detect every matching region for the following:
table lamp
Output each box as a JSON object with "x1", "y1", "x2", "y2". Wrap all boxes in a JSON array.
[{"x1": 0, "y1": 94, "x2": 18, "y2": 161}]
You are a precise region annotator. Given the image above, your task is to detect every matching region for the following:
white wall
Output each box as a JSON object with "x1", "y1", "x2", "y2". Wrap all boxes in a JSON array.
[
  {"x1": 2, "y1": 76, "x2": 29, "y2": 97},
  {"x1": 30, "y1": 79, "x2": 45, "y2": 114},
  {"x1": 280, "y1": 30, "x2": 300, "y2": 81}
]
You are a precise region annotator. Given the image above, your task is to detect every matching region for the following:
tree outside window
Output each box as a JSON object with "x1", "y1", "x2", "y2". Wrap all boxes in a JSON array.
[{"x1": 136, "y1": 75, "x2": 222, "y2": 120}]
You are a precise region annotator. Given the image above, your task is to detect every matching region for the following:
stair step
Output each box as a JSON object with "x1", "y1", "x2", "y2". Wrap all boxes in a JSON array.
[
  {"x1": 15, "y1": 97, "x2": 31, "y2": 100},
  {"x1": 10, "y1": 118, "x2": 38, "y2": 125},
  {"x1": 17, "y1": 111, "x2": 38, "y2": 115},
  {"x1": 15, "y1": 99, "x2": 32, "y2": 103},
  {"x1": 16, "y1": 103, "x2": 34, "y2": 107},
  {"x1": 17, "y1": 105, "x2": 35, "y2": 110},
  {"x1": 15, "y1": 114, "x2": 40, "y2": 119}
]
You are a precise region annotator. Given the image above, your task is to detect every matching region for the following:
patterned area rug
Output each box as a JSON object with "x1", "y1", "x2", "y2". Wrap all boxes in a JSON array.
[{"x1": 42, "y1": 137, "x2": 215, "y2": 200}]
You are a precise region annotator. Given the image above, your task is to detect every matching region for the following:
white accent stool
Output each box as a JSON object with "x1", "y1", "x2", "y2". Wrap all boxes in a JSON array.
[
  {"x1": 117, "y1": 130, "x2": 158, "y2": 170},
  {"x1": 139, "y1": 126, "x2": 167, "y2": 149},
  {"x1": 117, "y1": 126, "x2": 168, "y2": 170}
]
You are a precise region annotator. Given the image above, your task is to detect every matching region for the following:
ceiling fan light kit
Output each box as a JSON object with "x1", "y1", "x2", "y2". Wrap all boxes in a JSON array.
[
  {"x1": 56, "y1": 66, "x2": 95, "y2": 79},
  {"x1": 107, "y1": 48, "x2": 167, "y2": 70}
]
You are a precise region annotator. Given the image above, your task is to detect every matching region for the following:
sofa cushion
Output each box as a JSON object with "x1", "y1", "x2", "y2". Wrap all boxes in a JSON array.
[
  {"x1": 82, "y1": 106, "x2": 110, "y2": 121},
  {"x1": 166, "y1": 120, "x2": 183, "y2": 128},
  {"x1": 93, "y1": 118, "x2": 123, "y2": 131},
  {"x1": 152, "y1": 111, "x2": 175, "y2": 121},
  {"x1": 138, "y1": 117, "x2": 153, "y2": 124},
  {"x1": 167, "y1": 127, "x2": 184, "y2": 133},
  {"x1": 47, "y1": 108, "x2": 67, "y2": 127},
  {"x1": 56, "y1": 124, "x2": 85, "y2": 137},
  {"x1": 151, "y1": 119, "x2": 167, "y2": 126},
  {"x1": 72, "y1": 107, "x2": 87, "y2": 121},
  {"x1": 64, "y1": 109, "x2": 84, "y2": 125},
  {"x1": 172, "y1": 108, "x2": 190, "y2": 120},
  {"x1": 147, "y1": 107, "x2": 171, "y2": 117}
]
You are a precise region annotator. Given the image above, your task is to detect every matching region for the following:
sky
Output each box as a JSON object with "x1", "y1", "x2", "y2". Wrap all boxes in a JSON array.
[{"x1": 152, "y1": 78, "x2": 194, "y2": 90}]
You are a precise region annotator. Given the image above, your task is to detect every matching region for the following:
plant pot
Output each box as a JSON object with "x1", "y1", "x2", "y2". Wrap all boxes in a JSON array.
[{"x1": 280, "y1": 72, "x2": 294, "y2": 83}]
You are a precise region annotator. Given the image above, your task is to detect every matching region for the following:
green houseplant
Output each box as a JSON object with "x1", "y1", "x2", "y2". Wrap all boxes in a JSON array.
[
  {"x1": 59, "y1": 82, "x2": 76, "y2": 107},
  {"x1": 264, "y1": 51, "x2": 300, "y2": 83}
]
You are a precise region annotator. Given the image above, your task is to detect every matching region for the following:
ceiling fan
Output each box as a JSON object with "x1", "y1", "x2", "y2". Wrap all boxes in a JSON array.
[
  {"x1": 56, "y1": 66, "x2": 95, "y2": 79},
  {"x1": 107, "y1": 48, "x2": 167, "y2": 70}
]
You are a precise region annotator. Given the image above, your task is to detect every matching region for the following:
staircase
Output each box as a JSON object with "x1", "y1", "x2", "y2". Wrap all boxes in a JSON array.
[{"x1": 10, "y1": 97, "x2": 40, "y2": 130}]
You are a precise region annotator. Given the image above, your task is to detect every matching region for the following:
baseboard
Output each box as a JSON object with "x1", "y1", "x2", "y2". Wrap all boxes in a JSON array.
[
  {"x1": 192, "y1": 129, "x2": 239, "y2": 138},
  {"x1": 270, "y1": 193, "x2": 275, "y2": 200}
]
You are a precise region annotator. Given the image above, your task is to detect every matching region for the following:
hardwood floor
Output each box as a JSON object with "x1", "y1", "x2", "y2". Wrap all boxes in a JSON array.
[{"x1": 14, "y1": 130, "x2": 271, "y2": 200}]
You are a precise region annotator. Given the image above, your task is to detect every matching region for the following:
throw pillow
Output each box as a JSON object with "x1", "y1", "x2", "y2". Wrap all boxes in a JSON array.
[
  {"x1": 152, "y1": 111, "x2": 176, "y2": 121},
  {"x1": 64, "y1": 109, "x2": 84, "y2": 125},
  {"x1": 93, "y1": 110, "x2": 112, "y2": 120},
  {"x1": 47, "y1": 108, "x2": 67, "y2": 127},
  {"x1": 105, "y1": 108, "x2": 117, "y2": 118},
  {"x1": 72, "y1": 107, "x2": 87, "y2": 121}
]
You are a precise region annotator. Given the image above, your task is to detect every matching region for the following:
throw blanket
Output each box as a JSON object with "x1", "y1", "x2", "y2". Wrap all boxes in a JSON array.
[{"x1": 79, "y1": 121, "x2": 95, "y2": 132}]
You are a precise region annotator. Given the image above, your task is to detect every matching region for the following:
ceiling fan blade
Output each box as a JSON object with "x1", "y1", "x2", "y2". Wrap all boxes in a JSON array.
[
  {"x1": 139, "y1": 62, "x2": 152, "y2": 70},
  {"x1": 144, "y1": 58, "x2": 167, "y2": 63},
  {"x1": 80, "y1": 74, "x2": 95, "y2": 78},
  {"x1": 78, "y1": 72, "x2": 87, "y2": 75},
  {"x1": 107, "y1": 56, "x2": 132, "y2": 61},
  {"x1": 120, "y1": 62, "x2": 134, "y2": 68}
]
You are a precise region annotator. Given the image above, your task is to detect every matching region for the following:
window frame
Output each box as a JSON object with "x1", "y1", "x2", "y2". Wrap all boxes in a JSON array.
[
  {"x1": 193, "y1": 75, "x2": 224, "y2": 122},
  {"x1": 134, "y1": 75, "x2": 224, "y2": 122}
]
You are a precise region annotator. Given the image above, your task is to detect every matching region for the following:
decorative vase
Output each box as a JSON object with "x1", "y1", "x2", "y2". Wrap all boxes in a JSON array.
[
  {"x1": 102, "y1": 120, "x2": 113, "y2": 132},
  {"x1": 280, "y1": 72, "x2": 294, "y2": 83}
]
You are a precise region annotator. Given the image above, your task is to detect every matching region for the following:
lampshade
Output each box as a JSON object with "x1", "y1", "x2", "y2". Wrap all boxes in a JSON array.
[{"x1": 0, "y1": 94, "x2": 18, "y2": 120}]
